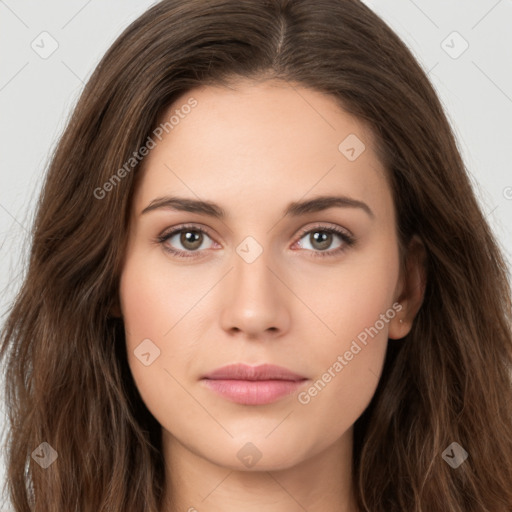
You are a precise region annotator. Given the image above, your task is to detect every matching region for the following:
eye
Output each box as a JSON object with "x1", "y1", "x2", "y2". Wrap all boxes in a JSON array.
[
  {"x1": 293, "y1": 224, "x2": 356, "y2": 258},
  {"x1": 155, "y1": 223, "x2": 356, "y2": 259},
  {"x1": 156, "y1": 224, "x2": 216, "y2": 258}
]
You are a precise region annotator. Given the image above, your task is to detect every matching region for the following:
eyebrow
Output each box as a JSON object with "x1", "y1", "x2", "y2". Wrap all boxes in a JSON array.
[{"x1": 140, "y1": 194, "x2": 375, "y2": 219}]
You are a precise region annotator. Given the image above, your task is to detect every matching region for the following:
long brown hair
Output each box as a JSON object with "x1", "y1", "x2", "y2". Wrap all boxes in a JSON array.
[{"x1": 1, "y1": 1, "x2": 511, "y2": 510}]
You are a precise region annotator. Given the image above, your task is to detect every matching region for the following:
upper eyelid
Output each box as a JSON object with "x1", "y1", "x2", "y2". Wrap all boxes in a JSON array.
[{"x1": 296, "y1": 223, "x2": 352, "y2": 238}]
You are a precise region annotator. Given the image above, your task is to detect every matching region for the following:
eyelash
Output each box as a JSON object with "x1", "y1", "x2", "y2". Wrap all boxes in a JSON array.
[{"x1": 155, "y1": 223, "x2": 356, "y2": 259}]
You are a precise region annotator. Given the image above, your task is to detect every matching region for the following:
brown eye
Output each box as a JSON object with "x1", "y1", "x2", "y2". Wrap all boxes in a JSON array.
[
  {"x1": 179, "y1": 230, "x2": 204, "y2": 251},
  {"x1": 294, "y1": 225, "x2": 356, "y2": 259},
  {"x1": 158, "y1": 225, "x2": 215, "y2": 257},
  {"x1": 308, "y1": 231, "x2": 334, "y2": 251},
  {"x1": 298, "y1": 229, "x2": 343, "y2": 252}
]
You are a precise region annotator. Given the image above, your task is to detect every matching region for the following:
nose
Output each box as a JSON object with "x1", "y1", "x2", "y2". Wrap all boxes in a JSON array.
[{"x1": 219, "y1": 248, "x2": 291, "y2": 339}]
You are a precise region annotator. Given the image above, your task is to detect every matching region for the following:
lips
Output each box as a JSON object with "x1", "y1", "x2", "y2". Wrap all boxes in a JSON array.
[
  {"x1": 200, "y1": 363, "x2": 308, "y2": 405},
  {"x1": 201, "y1": 363, "x2": 307, "y2": 381}
]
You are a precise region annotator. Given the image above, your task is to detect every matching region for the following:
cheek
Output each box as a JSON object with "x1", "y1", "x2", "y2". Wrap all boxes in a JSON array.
[
  {"x1": 118, "y1": 251, "x2": 205, "y2": 422},
  {"x1": 302, "y1": 235, "x2": 399, "y2": 347},
  {"x1": 296, "y1": 309, "x2": 389, "y2": 450},
  {"x1": 119, "y1": 243, "x2": 217, "y2": 345},
  {"x1": 294, "y1": 242, "x2": 398, "y2": 436}
]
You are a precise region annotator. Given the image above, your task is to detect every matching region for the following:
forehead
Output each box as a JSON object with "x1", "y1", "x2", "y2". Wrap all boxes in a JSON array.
[{"x1": 134, "y1": 80, "x2": 391, "y2": 220}]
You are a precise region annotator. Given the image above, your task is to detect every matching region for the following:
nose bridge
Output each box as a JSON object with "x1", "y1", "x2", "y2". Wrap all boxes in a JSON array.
[
  {"x1": 232, "y1": 235, "x2": 276, "y2": 302},
  {"x1": 219, "y1": 234, "x2": 290, "y2": 335}
]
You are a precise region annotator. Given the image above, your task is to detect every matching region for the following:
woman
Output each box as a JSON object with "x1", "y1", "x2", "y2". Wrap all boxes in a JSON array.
[{"x1": 1, "y1": 0, "x2": 511, "y2": 511}]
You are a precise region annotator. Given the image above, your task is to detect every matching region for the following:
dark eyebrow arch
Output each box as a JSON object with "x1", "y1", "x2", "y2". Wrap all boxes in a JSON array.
[
  {"x1": 286, "y1": 195, "x2": 374, "y2": 219},
  {"x1": 141, "y1": 194, "x2": 375, "y2": 219}
]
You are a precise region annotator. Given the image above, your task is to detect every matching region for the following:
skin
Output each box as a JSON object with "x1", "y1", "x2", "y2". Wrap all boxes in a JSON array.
[{"x1": 117, "y1": 79, "x2": 426, "y2": 512}]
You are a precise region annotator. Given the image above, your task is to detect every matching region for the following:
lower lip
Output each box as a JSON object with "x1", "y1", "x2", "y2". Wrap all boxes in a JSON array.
[{"x1": 201, "y1": 378, "x2": 307, "y2": 405}]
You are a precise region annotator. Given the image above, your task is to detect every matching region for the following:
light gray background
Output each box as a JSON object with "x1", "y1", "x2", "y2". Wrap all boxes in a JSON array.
[{"x1": 1, "y1": 0, "x2": 511, "y2": 509}]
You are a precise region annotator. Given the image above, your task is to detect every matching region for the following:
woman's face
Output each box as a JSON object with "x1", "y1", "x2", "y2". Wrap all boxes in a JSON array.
[{"x1": 119, "y1": 79, "x2": 409, "y2": 472}]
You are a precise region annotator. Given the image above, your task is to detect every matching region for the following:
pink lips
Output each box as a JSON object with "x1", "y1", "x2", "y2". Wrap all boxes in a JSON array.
[{"x1": 201, "y1": 363, "x2": 308, "y2": 405}]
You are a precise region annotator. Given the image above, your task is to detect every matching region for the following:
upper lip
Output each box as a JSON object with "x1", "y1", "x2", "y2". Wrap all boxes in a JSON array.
[{"x1": 202, "y1": 363, "x2": 307, "y2": 381}]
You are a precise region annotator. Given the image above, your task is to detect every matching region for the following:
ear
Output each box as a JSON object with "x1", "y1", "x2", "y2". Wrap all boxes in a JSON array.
[{"x1": 388, "y1": 234, "x2": 427, "y2": 340}]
